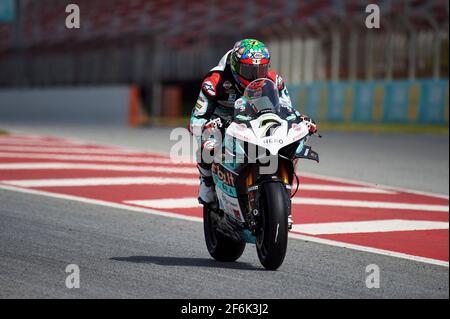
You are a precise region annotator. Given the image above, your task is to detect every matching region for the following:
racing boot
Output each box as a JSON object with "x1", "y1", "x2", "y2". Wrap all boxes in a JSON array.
[
  {"x1": 197, "y1": 165, "x2": 216, "y2": 205},
  {"x1": 288, "y1": 213, "x2": 293, "y2": 230}
]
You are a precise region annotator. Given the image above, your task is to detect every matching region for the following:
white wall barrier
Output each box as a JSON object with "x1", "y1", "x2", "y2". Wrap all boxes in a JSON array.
[{"x1": 0, "y1": 86, "x2": 138, "y2": 126}]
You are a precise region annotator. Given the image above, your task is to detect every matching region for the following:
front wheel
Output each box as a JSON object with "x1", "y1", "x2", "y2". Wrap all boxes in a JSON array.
[
  {"x1": 256, "y1": 182, "x2": 289, "y2": 270},
  {"x1": 203, "y1": 205, "x2": 246, "y2": 262}
]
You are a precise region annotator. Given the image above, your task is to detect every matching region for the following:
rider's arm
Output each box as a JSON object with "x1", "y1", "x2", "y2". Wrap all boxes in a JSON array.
[
  {"x1": 190, "y1": 91, "x2": 211, "y2": 138},
  {"x1": 275, "y1": 74, "x2": 317, "y2": 135},
  {"x1": 273, "y1": 73, "x2": 293, "y2": 108},
  {"x1": 189, "y1": 73, "x2": 220, "y2": 137}
]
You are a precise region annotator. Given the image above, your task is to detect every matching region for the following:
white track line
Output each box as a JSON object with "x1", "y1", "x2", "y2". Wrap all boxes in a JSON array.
[
  {"x1": 126, "y1": 198, "x2": 202, "y2": 209},
  {"x1": 301, "y1": 172, "x2": 450, "y2": 200},
  {"x1": 0, "y1": 136, "x2": 89, "y2": 145},
  {"x1": 0, "y1": 163, "x2": 198, "y2": 174},
  {"x1": 299, "y1": 184, "x2": 394, "y2": 194},
  {"x1": 0, "y1": 134, "x2": 56, "y2": 140},
  {"x1": 0, "y1": 152, "x2": 177, "y2": 164},
  {"x1": 0, "y1": 136, "x2": 59, "y2": 142},
  {"x1": 123, "y1": 196, "x2": 448, "y2": 212},
  {"x1": 291, "y1": 197, "x2": 449, "y2": 212},
  {"x1": 0, "y1": 140, "x2": 91, "y2": 146},
  {"x1": 0, "y1": 184, "x2": 204, "y2": 222},
  {"x1": 1, "y1": 177, "x2": 200, "y2": 187},
  {"x1": 0, "y1": 176, "x2": 398, "y2": 195},
  {"x1": 0, "y1": 145, "x2": 144, "y2": 154},
  {"x1": 1, "y1": 135, "x2": 448, "y2": 198},
  {"x1": 288, "y1": 233, "x2": 448, "y2": 267},
  {"x1": 0, "y1": 184, "x2": 447, "y2": 267},
  {"x1": 291, "y1": 219, "x2": 449, "y2": 235},
  {"x1": 3, "y1": 135, "x2": 447, "y2": 199}
]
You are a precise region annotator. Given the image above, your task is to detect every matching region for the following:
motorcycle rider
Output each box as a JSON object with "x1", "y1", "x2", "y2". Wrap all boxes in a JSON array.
[{"x1": 190, "y1": 39, "x2": 317, "y2": 207}]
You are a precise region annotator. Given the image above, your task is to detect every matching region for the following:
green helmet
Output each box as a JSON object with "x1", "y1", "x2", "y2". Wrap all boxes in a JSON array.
[{"x1": 230, "y1": 39, "x2": 270, "y2": 88}]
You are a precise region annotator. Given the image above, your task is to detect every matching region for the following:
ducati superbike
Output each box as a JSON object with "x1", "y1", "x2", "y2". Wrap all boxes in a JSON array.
[{"x1": 203, "y1": 78, "x2": 319, "y2": 270}]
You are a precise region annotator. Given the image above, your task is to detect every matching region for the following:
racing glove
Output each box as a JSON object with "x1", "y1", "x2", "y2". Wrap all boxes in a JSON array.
[{"x1": 300, "y1": 115, "x2": 318, "y2": 135}]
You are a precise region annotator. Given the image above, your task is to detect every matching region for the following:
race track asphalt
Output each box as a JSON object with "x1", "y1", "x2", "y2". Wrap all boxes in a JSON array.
[
  {"x1": 0, "y1": 123, "x2": 448, "y2": 298},
  {"x1": 1, "y1": 188, "x2": 448, "y2": 298}
]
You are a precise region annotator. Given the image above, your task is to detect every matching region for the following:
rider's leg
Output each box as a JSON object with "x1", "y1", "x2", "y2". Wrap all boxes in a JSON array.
[
  {"x1": 197, "y1": 163, "x2": 215, "y2": 204},
  {"x1": 197, "y1": 136, "x2": 218, "y2": 204}
]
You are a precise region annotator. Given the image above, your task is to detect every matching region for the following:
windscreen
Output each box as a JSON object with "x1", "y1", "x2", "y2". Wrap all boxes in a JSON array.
[{"x1": 243, "y1": 78, "x2": 279, "y2": 114}]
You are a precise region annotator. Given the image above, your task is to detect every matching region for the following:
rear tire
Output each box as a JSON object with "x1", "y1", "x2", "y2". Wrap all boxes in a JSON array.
[
  {"x1": 203, "y1": 205, "x2": 246, "y2": 262},
  {"x1": 256, "y1": 182, "x2": 289, "y2": 270}
]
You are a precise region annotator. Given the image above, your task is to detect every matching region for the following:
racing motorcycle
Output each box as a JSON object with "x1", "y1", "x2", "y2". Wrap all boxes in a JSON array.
[{"x1": 203, "y1": 78, "x2": 320, "y2": 270}]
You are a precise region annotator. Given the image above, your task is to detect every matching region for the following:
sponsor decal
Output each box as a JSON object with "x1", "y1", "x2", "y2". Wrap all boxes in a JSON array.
[
  {"x1": 276, "y1": 75, "x2": 284, "y2": 90},
  {"x1": 286, "y1": 114, "x2": 297, "y2": 121},
  {"x1": 237, "y1": 46, "x2": 246, "y2": 57},
  {"x1": 233, "y1": 209, "x2": 241, "y2": 219},
  {"x1": 235, "y1": 114, "x2": 252, "y2": 122},
  {"x1": 248, "y1": 51, "x2": 265, "y2": 59},
  {"x1": 232, "y1": 131, "x2": 251, "y2": 142},
  {"x1": 195, "y1": 96, "x2": 206, "y2": 110},
  {"x1": 228, "y1": 93, "x2": 237, "y2": 103},
  {"x1": 216, "y1": 186, "x2": 243, "y2": 221},
  {"x1": 203, "y1": 81, "x2": 216, "y2": 96},
  {"x1": 262, "y1": 138, "x2": 284, "y2": 145},
  {"x1": 223, "y1": 81, "x2": 232, "y2": 89},
  {"x1": 213, "y1": 176, "x2": 237, "y2": 198},
  {"x1": 212, "y1": 163, "x2": 235, "y2": 187},
  {"x1": 234, "y1": 98, "x2": 246, "y2": 111}
]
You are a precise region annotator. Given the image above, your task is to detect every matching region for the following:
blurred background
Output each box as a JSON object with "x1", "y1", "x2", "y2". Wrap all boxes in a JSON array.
[
  {"x1": 1, "y1": 1, "x2": 449, "y2": 300},
  {"x1": 0, "y1": 0, "x2": 448, "y2": 128}
]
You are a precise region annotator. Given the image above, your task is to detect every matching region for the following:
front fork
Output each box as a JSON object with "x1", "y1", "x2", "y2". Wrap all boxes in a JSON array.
[{"x1": 245, "y1": 161, "x2": 293, "y2": 235}]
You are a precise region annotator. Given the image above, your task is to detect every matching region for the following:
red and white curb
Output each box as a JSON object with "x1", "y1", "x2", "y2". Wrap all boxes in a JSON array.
[{"x1": 0, "y1": 134, "x2": 448, "y2": 267}]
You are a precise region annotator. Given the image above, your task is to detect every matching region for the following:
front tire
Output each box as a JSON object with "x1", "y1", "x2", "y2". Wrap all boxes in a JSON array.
[
  {"x1": 203, "y1": 205, "x2": 246, "y2": 262},
  {"x1": 256, "y1": 182, "x2": 289, "y2": 270}
]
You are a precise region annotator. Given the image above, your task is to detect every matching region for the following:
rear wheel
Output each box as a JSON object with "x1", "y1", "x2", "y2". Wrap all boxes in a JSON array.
[
  {"x1": 256, "y1": 182, "x2": 289, "y2": 270},
  {"x1": 203, "y1": 205, "x2": 246, "y2": 262}
]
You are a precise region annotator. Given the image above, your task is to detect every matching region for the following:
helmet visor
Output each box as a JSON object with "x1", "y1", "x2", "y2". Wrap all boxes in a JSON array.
[{"x1": 236, "y1": 63, "x2": 269, "y2": 81}]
